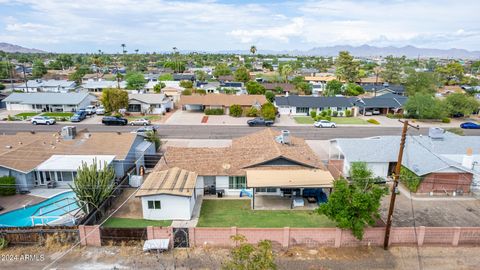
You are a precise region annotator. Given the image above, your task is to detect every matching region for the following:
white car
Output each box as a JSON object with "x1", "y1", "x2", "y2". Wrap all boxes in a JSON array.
[
  {"x1": 130, "y1": 118, "x2": 151, "y2": 126},
  {"x1": 314, "y1": 120, "x2": 336, "y2": 128},
  {"x1": 85, "y1": 105, "x2": 96, "y2": 115},
  {"x1": 31, "y1": 116, "x2": 56, "y2": 125},
  {"x1": 96, "y1": 106, "x2": 105, "y2": 115}
]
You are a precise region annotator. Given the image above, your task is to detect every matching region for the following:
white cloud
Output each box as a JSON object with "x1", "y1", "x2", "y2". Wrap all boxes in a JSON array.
[{"x1": 229, "y1": 18, "x2": 305, "y2": 43}]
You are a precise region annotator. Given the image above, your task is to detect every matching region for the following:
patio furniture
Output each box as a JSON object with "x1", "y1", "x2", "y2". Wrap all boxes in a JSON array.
[
  {"x1": 292, "y1": 197, "x2": 304, "y2": 208},
  {"x1": 47, "y1": 181, "x2": 57, "y2": 189}
]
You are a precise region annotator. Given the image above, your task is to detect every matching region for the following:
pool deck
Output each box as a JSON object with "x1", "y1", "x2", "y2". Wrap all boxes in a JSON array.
[
  {"x1": 0, "y1": 194, "x2": 45, "y2": 214},
  {"x1": 28, "y1": 187, "x2": 72, "y2": 198}
]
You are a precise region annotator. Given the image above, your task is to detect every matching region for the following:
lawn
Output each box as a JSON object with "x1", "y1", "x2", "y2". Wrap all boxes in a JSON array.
[
  {"x1": 14, "y1": 112, "x2": 39, "y2": 119},
  {"x1": 126, "y1": 115, "x2": 161, "y2": 122},
  {"x1": 41, "y1": 112, "x2": 74, "y2": 117},
  {"x1": 103, "y1": 217, "x2": 172, "y2": 228},
  {"x1": 197, "y1": 200, "x2": 336, "y2": 228},
  {"x1": 294, "y1": 116, "x2": 368, "y2": 125}
]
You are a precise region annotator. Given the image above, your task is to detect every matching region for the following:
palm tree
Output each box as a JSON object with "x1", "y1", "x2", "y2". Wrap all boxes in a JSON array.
[
  {"x1": 121, "y1": 44, "x2": 126, "y2": 54},
  {"x1": 250, "y1": 45, "x2": 257, "y2": 55},
  {"x1": 279, "y1": 64, "x2": 293, "y2": 83},
  {"x1": 135, "y1": 49, "x2": 139, "y2": 54},
  {"x1": 116, "y1": 72, "x2": 124, "y2": 89}
]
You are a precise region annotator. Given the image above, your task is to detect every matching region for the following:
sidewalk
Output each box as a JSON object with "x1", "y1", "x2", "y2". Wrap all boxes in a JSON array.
[{"x1": 397, "y1": 183, "x2": 478, "y2": 201}]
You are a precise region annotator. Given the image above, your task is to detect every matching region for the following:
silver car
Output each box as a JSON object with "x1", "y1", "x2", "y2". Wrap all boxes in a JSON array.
[
  {"x1": 31, "y1": 116, "x2": 56, "y2": 125},
  {"x1": 130, "y1": 118, "x2": 151, "y2": 126},
  {"x1": 314, "y1": 120, "x2": 336, "y2": 128}
]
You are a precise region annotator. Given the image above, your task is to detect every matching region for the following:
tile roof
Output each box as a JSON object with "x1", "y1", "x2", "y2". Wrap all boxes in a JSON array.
[
  {"x1": 0, "y1": 132, "x2": 138, "y2": 173},
  {"x1": 136, "y1": 167, "x2": 197, "y2": 197},
  {"x1": 3, "y1": 92, "x2": 95, "y2": 105},
  {"x1": 180, "y1": 94, "x2": 267, "y2": 107},
  {"x1": 261, "y1": 83, "x2": 295, "y2": 92},
  {"x1": 156, "y1": 128, "x2": 326, "y2": 176}
]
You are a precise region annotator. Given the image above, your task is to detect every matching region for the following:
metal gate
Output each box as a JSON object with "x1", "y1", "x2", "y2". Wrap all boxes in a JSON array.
[{"x1": 173, "y1": 228, "x2": 189, "y2": 248}]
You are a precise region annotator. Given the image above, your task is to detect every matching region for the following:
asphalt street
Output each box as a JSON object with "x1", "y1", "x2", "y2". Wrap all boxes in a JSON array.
[{"x1": 1, "y1": 123, "x2": 479, "y2": 139}]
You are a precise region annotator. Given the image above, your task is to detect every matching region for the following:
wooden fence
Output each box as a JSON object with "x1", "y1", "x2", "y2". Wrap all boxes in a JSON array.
[
  {"x1": 0, "y1": 226, "x2": 79, "y2": 245},
  {"x1": 100, "y1": 227, "x2": 147, "y2": 245}
]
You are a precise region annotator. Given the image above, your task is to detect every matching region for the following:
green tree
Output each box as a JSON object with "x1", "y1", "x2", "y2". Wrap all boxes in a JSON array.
[
  {"x1": 69, "y1": 65, "x2": 90, "y2": 83},
  {"x1": 278, "y1": 64, "x2": 293, "y2": 83},
  {"x1": 318, "y1": 162, "x2": 387, "y2": 240},
  {"x1": 250, "y1": 45, "x2": 257, "y2": 56},
  {"x1": 32, "y1": 59, "x2": 47, "y2": 78},
  {"x1": 444, "y1": 93, "x2": 479, "y2": 117},
  {"x1": 335, "y1": 51, "x2": 359, "y2": 83},
  {"x1": 0, "y1": 83, "x2": 5, "y2": 90},
  {"x1": 213, "y1": 63, "x2": 232, "y2": 77},
  {"x1": 296, "y1": 81, "x2": 312, "y2": 95},
  {"x1": 265, "y1": 91, "x2": 275, "y2": 103},
  {"x1": 153, "y1": 82, "x2": 166, "y2": 93},
  {"x1": 100, "y1": 88, "x2": 129, "y2": 113},
  {"x1": 405, "y1": 71, "x2": 438, "y2": 96},
  {"x1": 246, "y1": 106, "x2": 259, "y2": 117},
  {"x1": 262, "y1": 62, "x2": 273, "y2": 71},
  {"x1": 56, "y1": 54, "x2": 74, "y2": 70},
  {"x1": 404, "y1": 93, "x2": 444, "y2": 119},
  {"x1": 0, "y1": 176, "x2": 16, "y2": 196},
  {"x1": 163, "y1": 61, "x2": 186, "y2": 73},
  {"x1": 234, "y1": 66, "x2": 250, "y2": 83},
  {"x1": 158, "y1": 73, "x2": 174, "y2": 81},
  {"x1": 0, "y1": 61, "x2": 13, "y2": 79},
  {"x1": 179, "y1": 80, "x2": 193, "y2": 89},
  {"x1": 246, "y1": 81, "x2": 266, "y2": 95},
  {"x1": 126, "y1": 72, "x2": 146, "y2": 90},
  {"x1": 223, "y1": 235, "x2": 276, "y2": 270},
  {"x1": 381, "y1": 56, "x2": 405, "y2": 84},
  {"x1": 261, "y1": 102, "x2": 276, "y2": 120},
  {"x1": 324, "y1": 80, "x2": 343, "y2": 96},
  {"x1": 344, "y1": 83, "x2": 364, "y2": 96},
  {"x1": 195, "y1": 70, "x2": 207, "y2": 82},
  {"x1": 70, "y1": 160, "x2": 115, "y2": 213},
  {"x1": 436, "y1": 61, "x2": 464, "y2": 85},
  {"x1": 229, "y1": 104, "x2": 243, "y2": 117},
  {"x1": 145, "y1": 130, "x2": 162, "y2": 150}
]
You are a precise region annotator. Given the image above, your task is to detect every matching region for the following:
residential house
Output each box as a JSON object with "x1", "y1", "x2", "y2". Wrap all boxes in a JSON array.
[
  {"x1": 173, "y1": 73, "x2": 195, "y2": 81},
  {"x1": 161, "y1": 86, "x2": 184, "y2": 103},
  {"x1": 217, "y1": 75, "x2": 235, "y2": 82},
  {"x1": 197, "y1": 82, "x2": 221, "y2": 93},
  {"x1": 354, "y1": 93, "x2": 408, "y2": 115},
  {"x1": 219, "y1": 82, "x2": 245, "y2": 94},
  {"x1": 261, "y1": 83, "x2": 296, "y2": 94},
  {"x1": 0, "y1": 129, "x2": 155, "y2": 192},
  {"x1": 304, "y1": 75, "x2": 337, "y2": 95},
  {"x1": 362, "y1": 83, "x2": 406, "y2": 96},
  {"x1": 274, "y1": 95, "x2": 357, "y2": 116},
  {"x1": 82, "y1": 80, "x2": 126, "y2": 92},
  {"x1": 357, "y1": 77, "x2": 384, "y2": 85},
  {"x1": 329, "y1": 129, "x2": 480, "y2": 194},
  {"x1": 3, "y1": 92, "x2": 97, "y2": 112},
  {"x1": 138, "y1": 129, "x2": 333, "y2": 220},
  {"x1": 128, "y1": 94, "x2": 173, "y2": 114},
  {"x1": 180, "y1": 94, "x2": 266, "y2": 114},
  {"x1": 14, "y1": 79, "x2": 77, "y2": 93},
  {"x1": 436, "y1": 85, "x2": 465, "y2": 97}
]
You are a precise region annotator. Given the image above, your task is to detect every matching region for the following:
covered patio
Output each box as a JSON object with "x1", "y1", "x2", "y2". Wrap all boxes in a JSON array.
[{"x1": 247, "y1": 169, "x2": 334, "y2": 210}]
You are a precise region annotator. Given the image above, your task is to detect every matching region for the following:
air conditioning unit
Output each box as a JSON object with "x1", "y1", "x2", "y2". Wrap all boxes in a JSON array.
[
  {"x1": 428, "y1": 127, "x2": 444, "y2": 140},
  {"x1": 61, "y1": 126, "x2": 77, "y2": 140}
]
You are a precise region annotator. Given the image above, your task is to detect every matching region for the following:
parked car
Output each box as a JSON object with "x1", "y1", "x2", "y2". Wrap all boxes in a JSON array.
[
  {"x1": 31, "y1": 116, "x2": 56, "y2": 125},
  {"x1": 134, "y1": 126, "x2": 158, "y2": 134},
  {"x1": 102, "y1": 116, "x2": 128, "y2": 126},
  {"x1": 70, "y1": 111, "x2": 87, "y2": 122},
  {"x1": 460, "y1": 122, "x2": 480, "y2": 129},
  {"x1": 314, "y1": 120, "x2": 336, "y2": 128},
  {"x1": 96, "y1": 106, "x2": 106, "y2": 115},
  {"x1": 247, "y1": 118, "x2": 274, "y2": 127},
  {"x1": 130, "y1": 118, "x2": 151, "y2": 126},
  {"x1": 85, "y1": 105, "x2": 96, "y2": 115}
]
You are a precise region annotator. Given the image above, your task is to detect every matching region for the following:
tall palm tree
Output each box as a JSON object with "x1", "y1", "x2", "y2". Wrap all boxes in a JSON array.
[
  {"x1": 121, "y1": 44, "x2": 126, "y2": 54},
  {"x1": 250, "y1": 45, "x2": 257, "y2": 55},
  {"x1": 135, "y1": 49, "x2": 139, "y2": 54},
  {"x1": 279, "y1": 64, "x2": 293, "y2": 83}
]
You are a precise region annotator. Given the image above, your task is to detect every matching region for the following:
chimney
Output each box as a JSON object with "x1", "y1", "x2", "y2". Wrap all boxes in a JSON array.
[{"x1": 462, "y1": 148, "x2": 474, "y2": 169}]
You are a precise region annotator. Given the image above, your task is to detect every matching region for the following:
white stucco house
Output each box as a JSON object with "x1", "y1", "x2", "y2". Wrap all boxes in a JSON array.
[
  {"x1": 136, "y1": 167, "x2": 203, "y2": 220},
  {"x1": 128, "y1": 94, "x2": 173, "y2": 114},
  {"x1": 3, "y1": 92, "x2": 97, "y2": 112},
  {"x1": 14, "y1": 79, "x2": 77, "y2": 93}
]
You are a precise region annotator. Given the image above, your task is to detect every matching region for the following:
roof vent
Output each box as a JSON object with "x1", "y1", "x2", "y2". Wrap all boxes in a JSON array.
[
  {"x1": 5, "y1": 145, "x2": 12, "y2": 149},
  {"x1": 428, "y1": 127, "x2": 445, "y2": 140},
  {"x1": 276, "y1": 130, "x2": 291, "y2": 144}
]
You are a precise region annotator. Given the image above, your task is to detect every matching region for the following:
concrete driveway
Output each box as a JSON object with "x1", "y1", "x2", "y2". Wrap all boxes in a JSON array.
[{"x1": 165, "y1": 110, "x2": 255, "y2": 125}]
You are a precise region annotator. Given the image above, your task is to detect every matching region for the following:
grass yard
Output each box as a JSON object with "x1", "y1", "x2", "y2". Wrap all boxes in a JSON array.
[
  {"x1": 294, "y1": 116, "x2": 368, "y2": 125},
  {"x1": 197, "y1": 200, "x2": 336, "y2": 228},
  {"x1": 103, "y1": 217, "x2": 172, "y2": 228},
  {"x1": 14, "y1": 112, "x2": 39, "y2": 119},
  {"x1": 126, "y1": 115, "x2": 161, "y2": 122},
  {"x1": 41, "y1": 112, "x2": 74, "y2": 117}
]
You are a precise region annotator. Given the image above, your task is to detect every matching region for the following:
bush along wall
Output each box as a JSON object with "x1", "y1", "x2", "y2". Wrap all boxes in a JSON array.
[
  {"x1": 399, "y1": 166, "x2": 422, "y2": 192},
  {"x1": 204, "y1": 108, "x2": 224, "y2": 115},
  {"x1": 0, "y1": 176, "x2": 16, "y2": 196}
]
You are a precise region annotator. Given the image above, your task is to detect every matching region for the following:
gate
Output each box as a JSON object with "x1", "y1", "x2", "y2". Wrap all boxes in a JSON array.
[{"x1": 173, "y1": 228, "x2": 189, "y2": 248}]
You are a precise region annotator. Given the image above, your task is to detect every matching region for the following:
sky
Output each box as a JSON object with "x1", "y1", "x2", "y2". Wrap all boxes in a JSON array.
[{"x1": 0, "y1": 0, "x2": 479, "y2": 53}]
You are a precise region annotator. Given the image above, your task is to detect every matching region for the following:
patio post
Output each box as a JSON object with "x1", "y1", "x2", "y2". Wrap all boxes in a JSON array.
[{"x1": 251, "y1": 188, "x2": 255, "y2": 209}]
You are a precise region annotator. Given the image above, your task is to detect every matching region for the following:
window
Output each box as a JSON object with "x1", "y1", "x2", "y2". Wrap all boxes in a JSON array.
[
  {"x1": 256, "y1": 187, "x2": 277, "y2": 193},
  {"x1": 229, "y1": 176, "x2": 246, "y2": 189},
  {"x1": 147, "y1": 200, "x2": 161, "y2": 209},
  {"x1": 296, "y1": 107, "x2": 309, "y2": 114}
]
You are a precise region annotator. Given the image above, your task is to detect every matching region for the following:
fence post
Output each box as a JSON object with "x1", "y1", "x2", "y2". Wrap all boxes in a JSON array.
[
  {"x1": 335, "y1": 228, "x2": 342, "y2": 248},
  {"x1": 146, "y1": 226, "x2": 154, "y2": 240},
  {"x1": 79, "y1": 225, "x2": 87, "y2": 246},
  {"x1": 282, "y1": 227, "x2": 290, "y2": 248},
  {"x1": 231, "y1": 227, "x2": 237, "y2": 247},
  {"x1": 452, "y1": 227, "x2": 461, "y2": 246},
  {"x1": 189, "y1": 227, "x2": 196, "y2": 248},
  {"x1": 417, "y1": 226, "x2": 426, "y2": 246}
]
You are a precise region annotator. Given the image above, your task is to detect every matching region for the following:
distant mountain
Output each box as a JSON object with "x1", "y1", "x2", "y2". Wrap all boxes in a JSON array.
[
  {"x1": 218, "y1": 45, "x2": 480, "y2": 59},
  {"x1": 0, "y1": 42, "x2": 45, "y2": 53}
]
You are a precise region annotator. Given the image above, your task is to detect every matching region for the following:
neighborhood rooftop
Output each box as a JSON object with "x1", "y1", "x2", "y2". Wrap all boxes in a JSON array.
[
  {"x1": 3, "y1": 92, "x2": 94, "y2": 105},
  {"x1": 180, "y1": 94, "x2": 267, "y2": 107}
]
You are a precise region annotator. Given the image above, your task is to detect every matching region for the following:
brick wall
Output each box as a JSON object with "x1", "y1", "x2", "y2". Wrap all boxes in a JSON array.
[
  {"x1": 78, "y1": 225, "x2": 101, "y2": 247},
  {"x1": 327, "y1": 159, "x2": 344, "y2": 180},
  {"x1": 418, "y1": 173, "x2": 473, "y2": 194}
]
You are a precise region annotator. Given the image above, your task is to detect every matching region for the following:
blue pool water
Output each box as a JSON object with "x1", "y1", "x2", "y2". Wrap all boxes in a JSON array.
[{"x1": 0, "y1": 191, "x2": 80, "y2": 227}]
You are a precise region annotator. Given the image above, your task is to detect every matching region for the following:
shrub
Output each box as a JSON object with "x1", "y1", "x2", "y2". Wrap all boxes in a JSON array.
[
  {"x1": 325, "y1": 116, "x2": 332, "y2": 121},
  {"x1": 386, "y1": 113, "x2": 394, "y2": 119},
  {"x1": 0, "y1": 238, "x2": 8, "y2": 250},
  {"x1": 367, "y1": 119, "x2": 380, "y2": 125},
  {"x1": 181, "y1": 89, "x2": 192, "y2": 95},
  {"x1": 310, "y1": 111, "x2": 317, "y2": 119},
  {"x1": 320, "y1": 110, "x2": 327, "y2": 117},
  {"x1": 7, "y1": 115, "x2": 15, "y2": 121},
  {"x1": 265, "y1": 91, "x2": 275, "y2": 103},
  {"x1": 332, "y1": 111, "x2": 338, "y2": 117},
  {"x1": 229, "y1": 104, "x2": 243, "y2": 117},
  {"x1": 345, "y1": 110, "x2": 352, "y2": 117},
  {"x1": 400, "y1": 166, "x2": 422, "y2": 192},
  {"x1": 338, "y1": 111, "x2": 344, "y2": 117},
  {"x1": 194, "y1": 89, "x2": 206, "y2": 95},
  {"x1": 261, "y1": 102, "x2": 276, "y2": 120},
  {"x1": 246, "y1": 107, "x2": 258, "y2": 117},
  {"x1": 204, "y1": 108, "x2": 224, "y2": 115},
  {"x1": 0, "y1": 176, "x2": 16, "y2": 196},
  {"x1": 326, "y1": 109, "x2": 332, "y2": 116},
  {"x1": 442, "y1": 117, "x2": 451, "y2": 123}
]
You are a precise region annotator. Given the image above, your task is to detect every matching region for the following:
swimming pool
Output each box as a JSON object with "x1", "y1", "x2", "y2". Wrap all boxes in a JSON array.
[{"x1": 0, "y1": 191, "x2": 81, "y2": 227}]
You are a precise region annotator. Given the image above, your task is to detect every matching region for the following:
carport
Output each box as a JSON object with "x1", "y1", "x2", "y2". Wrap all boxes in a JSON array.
[{"x1": 246, "y1": 169, "x2": 334, "y2": 210}]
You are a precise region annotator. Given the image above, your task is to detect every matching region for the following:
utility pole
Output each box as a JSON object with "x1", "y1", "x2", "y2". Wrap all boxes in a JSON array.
[{"x1": 383, "y1": 120, "x2": 419, "y2": 249}]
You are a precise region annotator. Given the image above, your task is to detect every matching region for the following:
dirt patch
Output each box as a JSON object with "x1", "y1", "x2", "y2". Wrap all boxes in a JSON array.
[{"x1": 110, "y1": 188, "x2": 143, "y2": 219}]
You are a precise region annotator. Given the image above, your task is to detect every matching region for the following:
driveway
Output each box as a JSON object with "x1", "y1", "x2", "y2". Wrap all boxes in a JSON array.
[{"x1": 165, "y1": 110, "x2": 255, "y2": 126}]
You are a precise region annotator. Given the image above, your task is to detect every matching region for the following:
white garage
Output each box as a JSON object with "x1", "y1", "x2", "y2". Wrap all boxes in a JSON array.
[{"x1": 136, "y1": 167, "x2": 202, "y2": 221}]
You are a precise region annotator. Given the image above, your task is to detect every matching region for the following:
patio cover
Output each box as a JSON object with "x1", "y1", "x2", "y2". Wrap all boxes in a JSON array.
[
  {"x1": 246, "y1": 169, "x2": 334, "y2": 188},
  {"x1": 36, "y1": 155, "x2": 115, "y2": 172}
]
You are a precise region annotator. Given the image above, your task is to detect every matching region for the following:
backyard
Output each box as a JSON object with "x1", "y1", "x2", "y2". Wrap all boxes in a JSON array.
[
  {"x1": 103, "y1": 217, "x2": 172, "y2": 228},
  {"x1": 294, "y1": 116, "x2": 369, "y2": 125},
  {"x1": 197, "y1": 200, "x2": 336, "y2": 228}
]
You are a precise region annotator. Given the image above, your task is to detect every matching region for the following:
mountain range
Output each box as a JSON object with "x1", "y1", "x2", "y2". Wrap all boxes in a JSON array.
[{"x1": 0, "y1": 42, "x2": 45, "y2": 53}]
